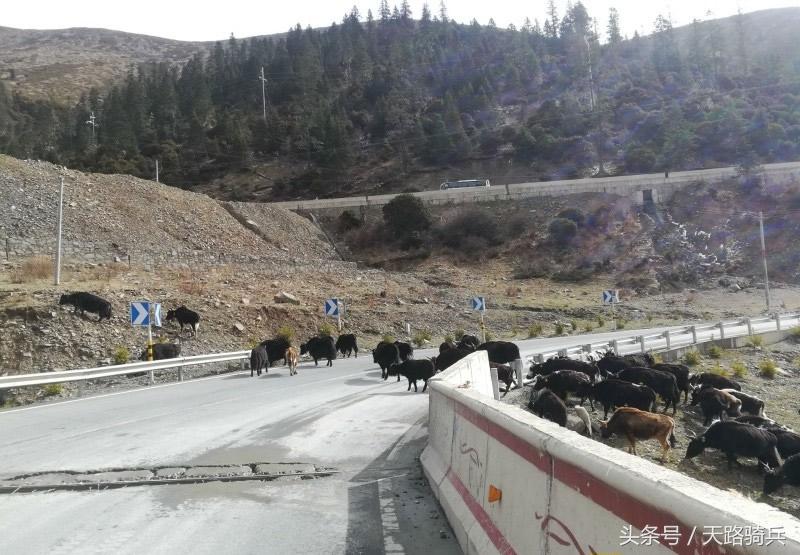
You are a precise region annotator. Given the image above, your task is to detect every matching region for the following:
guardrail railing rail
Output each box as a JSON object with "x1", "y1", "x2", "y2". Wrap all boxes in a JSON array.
[{"x1": 0, "y1": 313, "x2": 797, "y2": 391}]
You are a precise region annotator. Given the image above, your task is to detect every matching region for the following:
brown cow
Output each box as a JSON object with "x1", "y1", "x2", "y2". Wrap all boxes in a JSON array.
[
  {"x1": 600, "y1": 407, "x2": 677, "y2": 462},
  {"x1": 285, "y1": 346, "x2": 300, "y2": 376}
]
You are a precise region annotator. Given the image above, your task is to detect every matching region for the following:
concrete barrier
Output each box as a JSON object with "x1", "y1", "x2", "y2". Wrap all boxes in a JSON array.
[{"x1": 422, "y1": 351, "x2": 800, "y2": 554}]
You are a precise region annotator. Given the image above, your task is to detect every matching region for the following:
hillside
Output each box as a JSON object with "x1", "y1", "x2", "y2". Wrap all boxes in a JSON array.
[
  {"x1": 0, "y1": 27, "x2": 207, "y2": 103},
  {"x1": 2, "y1": 154, "x2": 800, "y2": 406},
  {"x1": 320, "y1": 168, "x2": 800, "y2": 287},
  {"x1": 0, "y1": 155, "x2": 337, "y2": 261},
  {"x1": 2, "y1": 7, "x2": 800, "y2": 200}
]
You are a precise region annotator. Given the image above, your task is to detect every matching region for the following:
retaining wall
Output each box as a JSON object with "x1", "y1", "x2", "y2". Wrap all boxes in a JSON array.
[{"x1": 422, "y1": 351, "x2": 800, "y2": 555}]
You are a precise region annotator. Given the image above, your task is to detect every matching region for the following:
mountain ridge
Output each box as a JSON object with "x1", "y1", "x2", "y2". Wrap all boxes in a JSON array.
[{"x1": 2, "y1": 6, "x2": 800, "y2": 200}]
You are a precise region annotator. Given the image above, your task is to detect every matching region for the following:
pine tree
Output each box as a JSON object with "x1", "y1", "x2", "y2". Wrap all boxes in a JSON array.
[
  {"x1": 607, "y1": 7, "x2": 622, "y2": 45},
  {"x1": 378, "y1": 0, "x2": 390, "y2": 23},
  {"x1": 421, "y1": 3, "x2": 431, "y2": 23},
  {"x1": 439, "y1": 1, "x2": 448, "y2": 23},
  {"x1": 400, "y1": 0, "x2": 412, "y2": 20},
  {"x1": 545, "y1": 0, "x2": 559, "y2": 39}
]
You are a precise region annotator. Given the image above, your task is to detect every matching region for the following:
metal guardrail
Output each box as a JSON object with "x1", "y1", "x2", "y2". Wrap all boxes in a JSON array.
[
  {"x1": 0, "y1": 350, "x2": 250, "y2": 390},
  {"x1": 528, "y1": 312, "x2": 799, "y2": 365},
  {"x1": 1, "y1": 313, "x2": 797, "y2": 391}
]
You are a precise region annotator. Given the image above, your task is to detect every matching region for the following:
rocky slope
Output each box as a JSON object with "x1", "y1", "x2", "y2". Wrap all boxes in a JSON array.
[{"x1": 0, "y1": 155, "x2": 336, "y2": 261}]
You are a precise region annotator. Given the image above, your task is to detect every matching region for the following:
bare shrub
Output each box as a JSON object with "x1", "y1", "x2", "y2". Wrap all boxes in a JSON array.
[
  {"x1": 10, "y1": 256, "x2": 51, "y2": 283},
  {"x1": 439, "y1": 208, "x2": 499, "y2": 249}
]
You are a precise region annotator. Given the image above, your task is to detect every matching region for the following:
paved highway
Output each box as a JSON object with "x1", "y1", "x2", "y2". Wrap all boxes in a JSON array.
[
  {"x1": 268, "y1": 161, "x2": 800, "y2": 210},
  {"x1": 0, "y1": 320, "x2": 794, "y2": 554}
]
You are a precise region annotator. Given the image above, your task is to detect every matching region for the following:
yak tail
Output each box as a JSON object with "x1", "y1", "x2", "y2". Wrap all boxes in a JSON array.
[{"x1": 669, "y1": 431, "x2": 677, "y2": 448}]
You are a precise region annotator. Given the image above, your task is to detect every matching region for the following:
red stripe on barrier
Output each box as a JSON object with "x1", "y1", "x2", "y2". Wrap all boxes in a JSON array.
[
  {"x1": 453, "y1": 399, "x2": 726, "y2": 555},
  {"x1": 447, "y1": 468, "x2": 518, "y2": 555}
]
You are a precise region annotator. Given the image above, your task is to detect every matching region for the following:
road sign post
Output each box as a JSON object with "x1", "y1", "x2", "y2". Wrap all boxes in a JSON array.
[
  {"x1": 602, "y1": 290, "x2": 620, "y2": 330},
  {"x1": 324, "y1": 298, "x2": 342, "y2": 331},
  {"x1": 131, "y1": 301, "x2": 155, "y2": 379},
  {"x1": 472, "y1": 297, "x2": 486, "y2": 343}
]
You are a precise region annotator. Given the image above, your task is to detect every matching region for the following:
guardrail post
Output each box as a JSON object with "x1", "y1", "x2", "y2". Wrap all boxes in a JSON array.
[
  {"x1": 240, "y1": 358, "x2": 246, "y2": 373},
  {"x1": 638, "y1": 335, "x2": 646, "y2": 353},
  {"x1": 746, "y1": 318, "x2": 753, "y2": 336},
  {"x1": 178, "y1": 367, "x2": 183, "y2": 382},
  {"x1": 663, "y1": 330, "x2": 671, "y2": 350},
  {"x1": 489, "y1": 367, "x2": 500, "y2": 401},
  {"x1": 718, "y1": 322, "x2": 725, "y2": 340},
  {"x1": 534, "y1": 353, "x2": 544, "y2": 364},
  {"x1": 610, "y1": 340, "x2": 619, "y2": 355},
  {"x1": 582, "y1": 344, "x2": 592, "y2": 359},
  {"x1": 691, "y1": 326, "x2": 698, "y2": 344},
  {"x1": 149, "y1": 369, "x2": 154, "y2": 385},
  {"x1": 512, "y1": 359, "x2": 523, "y2": 389},
  {"x1": 775, "y1": 313, "x2": 782, "y2": 331},
  {"x1": 558, "y1": 349, "x2": 568, "y2": 358}
]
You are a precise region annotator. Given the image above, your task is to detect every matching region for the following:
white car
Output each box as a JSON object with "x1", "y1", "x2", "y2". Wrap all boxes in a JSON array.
[{"x1": 439, "y1": 179, "x2": 491, "y2": 190}]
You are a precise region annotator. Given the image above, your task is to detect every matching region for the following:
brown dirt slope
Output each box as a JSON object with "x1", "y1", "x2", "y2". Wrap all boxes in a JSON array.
[
  {"x1": 0, "y1": 155, "x2": 333, "y2": 260},
  {"x1": 224, "y1": 202, "x2": 338, "y2": 260}
]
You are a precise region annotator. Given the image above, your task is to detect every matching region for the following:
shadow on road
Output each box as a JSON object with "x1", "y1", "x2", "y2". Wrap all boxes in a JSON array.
[
  {"x1": 369, "y1": 391, "x2": 429, "y2": 397},
  {"x1": 222, "y1": 373, "x2": 253, "y2": 380},
  {"x1": 344, "y1": 418, "x2": 460, "y2": 555},
  {"x1": 223, "y1": 373, "x2": 284, "y2": 381},
  {"x1": 344, "y1": 378, "x2": 381, "y2": 387}
]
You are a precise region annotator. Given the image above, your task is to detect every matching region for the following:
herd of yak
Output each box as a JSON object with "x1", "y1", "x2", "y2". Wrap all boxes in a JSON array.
[
  {"x1": 527, "y1": 350, "x2": 800, "y2": 496},
  {"x1": 56, "y1": 290, "x2": 798, "y2": 495},
  {"x1": 249, "y1": 332, "x2": 521, "y2": 395}
]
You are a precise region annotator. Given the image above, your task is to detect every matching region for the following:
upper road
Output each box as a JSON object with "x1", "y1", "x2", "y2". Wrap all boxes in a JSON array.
[{"x1": 268, "y1": 161, "x2": 800, "y2": 210}]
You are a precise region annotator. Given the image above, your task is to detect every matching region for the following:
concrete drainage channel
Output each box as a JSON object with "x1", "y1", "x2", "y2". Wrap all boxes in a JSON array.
[{"x1": 0, "y1": 462, "x2": 338, "y2": 493}]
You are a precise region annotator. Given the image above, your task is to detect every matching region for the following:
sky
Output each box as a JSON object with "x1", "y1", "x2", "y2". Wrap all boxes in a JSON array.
[{"x1": 3, "y1": 0, "x2": 800, "y2": 42}]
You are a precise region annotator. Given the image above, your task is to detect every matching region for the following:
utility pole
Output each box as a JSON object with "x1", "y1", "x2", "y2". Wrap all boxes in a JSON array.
[
  {"x1": 759, "y1": 211, "x2": 771, "y2": 312},
  {"x1": 155, "y1": 159, "x2": 159, "y2": 183},
  {"x1": 259, "y1": 67, "x2": 268, "y2": 123},
  {"x1": 54, "y1": 176, "x2": 64, "y2": 286},
  {"x1": 86, "y1": 111, "x2": 97, "y2": 144},
  {"x1": 584, "y1": 35, "x2": 596, "y2": 111}
]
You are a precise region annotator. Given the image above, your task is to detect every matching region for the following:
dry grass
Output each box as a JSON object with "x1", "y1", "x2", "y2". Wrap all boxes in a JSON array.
[
  {"x1": 747, "y1": 336, "x2": 764, "y2": 348},
  {"x1": 684, "y1": 350, "x2": 701, "y2": 366},
  {"x1": 760, "y1": 359, "x2": 778, "y2": 378},
  {"x1": 113, "y1": 347, "x2": 130, "y2": 365},
  {"x1": 10, "y1": 257, "x2": 51, "y2": 283},
  {"x1": 708, "y1": 363, "x2": 729, "y2": 377}
]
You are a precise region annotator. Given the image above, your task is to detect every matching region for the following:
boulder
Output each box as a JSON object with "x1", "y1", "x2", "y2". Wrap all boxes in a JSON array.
[{"x1": 274, "y1": 291, "x2": 300, "y2": 305}]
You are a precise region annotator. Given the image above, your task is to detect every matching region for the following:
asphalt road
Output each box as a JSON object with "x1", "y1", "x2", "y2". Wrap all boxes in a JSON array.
[
  {"x1": 0, "y1": 353, "x2": 462, "y2": 555},
  {"x1": 268, "y1": 161, "x2": 800, "y2": 210},
  {"x1": 1, "y1": 318, "x2": 795, "y2": 554}
]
